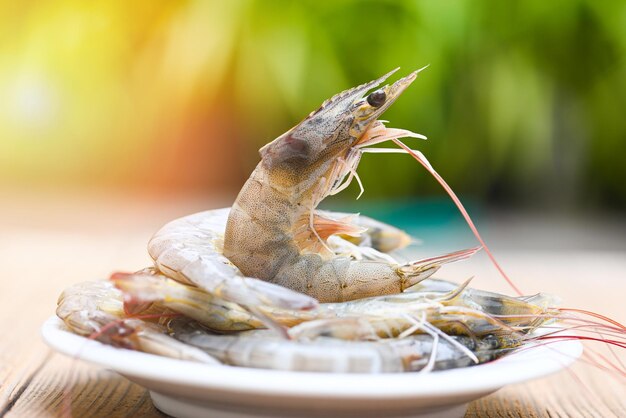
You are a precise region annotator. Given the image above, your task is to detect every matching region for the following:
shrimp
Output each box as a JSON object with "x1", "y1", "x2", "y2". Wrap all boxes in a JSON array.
[
  {"x1": 223, "y1": 68, "x2": 479, "y2": 302},
  {"x1": 113, "y1": 271, "x2": 554, "y2": 341},
  {"x1": 57, "y1": 280, "x2": 219, "y2": 364},
  {"x1": 167, "y1": 317, "x2": 516, "y2": 373},
  {"x1": 148, "y1": 201, "x2": 469, "y2": 309},
  {"x1": 112, "y1": 270, "x2": 270, "y2": 331},
  {"x1": 50, "y1": 67, "x2": 626, "y2": 403},
  {"x1": 147, "y1": 206, "x2": 417, "y2": 309},
  {"x1": 58, "y1": 276, "x2": 626, "y2": 377},
  {"x1": 310, "y1": 282, "x2": 556, "y2": 339},
  {"x1": 56, "y1": 279, "x2": 519, "y2": 374}
]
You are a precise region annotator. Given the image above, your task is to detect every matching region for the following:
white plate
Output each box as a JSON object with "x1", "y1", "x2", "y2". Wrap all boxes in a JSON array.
[{"x1": 42, "y1": 316, "x2": 581, "y2": 418}]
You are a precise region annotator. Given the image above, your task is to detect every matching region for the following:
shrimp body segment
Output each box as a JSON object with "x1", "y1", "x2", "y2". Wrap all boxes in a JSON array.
[{"x1": 224, "y1": 69, "x2": 478, "y2": 302}]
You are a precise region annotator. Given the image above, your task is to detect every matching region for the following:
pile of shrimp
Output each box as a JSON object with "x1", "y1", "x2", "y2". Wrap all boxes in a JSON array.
[{"x1": 57, "y1": 69, "x2": 626, "y2": 375}]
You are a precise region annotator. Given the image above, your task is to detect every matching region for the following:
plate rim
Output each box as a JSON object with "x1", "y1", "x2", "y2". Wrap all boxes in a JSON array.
[{"x1": 42, "y1": 316, "x2": 582, "y2": 400}]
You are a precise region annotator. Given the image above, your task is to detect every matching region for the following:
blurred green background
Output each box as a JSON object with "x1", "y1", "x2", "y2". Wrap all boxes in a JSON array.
[{"x1": 2, "y1": 0, "x2": 625, "y2": 210}]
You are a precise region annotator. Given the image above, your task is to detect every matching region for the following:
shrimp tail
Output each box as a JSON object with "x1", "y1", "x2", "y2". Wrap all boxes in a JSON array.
[{"x1": 398, "y1": 246, "x2": 481, "y2": 288}]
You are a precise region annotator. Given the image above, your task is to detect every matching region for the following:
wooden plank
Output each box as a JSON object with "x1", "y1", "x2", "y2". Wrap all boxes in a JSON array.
[
  {"x1": 467, "y1": 364, "x2": 626, "y2": 418},
  {"x1": 0, "y1": 216, "x2": 161, "y2": 418},
  {"x1": 5, "y1": 355, "x2": 162, "y2": 418}
]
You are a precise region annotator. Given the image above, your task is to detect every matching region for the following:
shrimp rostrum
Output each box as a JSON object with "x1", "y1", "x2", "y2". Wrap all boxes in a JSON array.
[{"x1": 223, "y1": 68, "x2": 477, "y2": 302}]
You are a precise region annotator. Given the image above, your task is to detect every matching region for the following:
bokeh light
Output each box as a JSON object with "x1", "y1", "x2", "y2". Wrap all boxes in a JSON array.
[{"x1": 1, "y1": 0, "x2": 625, "y2": 209}]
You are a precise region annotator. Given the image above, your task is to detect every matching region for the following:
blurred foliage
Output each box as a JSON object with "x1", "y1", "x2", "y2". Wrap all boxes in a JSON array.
[
  {"x1": 1, "y1": 0, "x2": 625, "y2": 209},
  {"x1": 230, "y1": 0, "x2": 626, "y2": 209}
]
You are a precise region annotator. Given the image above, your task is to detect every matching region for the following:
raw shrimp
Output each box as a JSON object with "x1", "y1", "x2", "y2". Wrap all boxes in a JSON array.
[
  {"x1": 113, "y1": 271, "x2": 554, "y2": 340},
  {"x1": 309, "y1": 283, "x2": 555, "y2": 339},
  {"x1": 223, "y1": 68, "x2": 481, "y2": 302},
  {"x1": 112, "y1": 270, "x2": 270, "y2": 331},
  {"x1": 49, "y1": 69, "x2": 626, "y2": 418},
  {"x1": 57, "y1": 280, "x2": 219, "y2": 364},
  {"x1": 55, "y1": 280, "x2": 520, "y2": 374},
  {"x1": 149, "y1": 201, "x2": 475, "y2": 307},
  {"x1": 58, "y1": 276, "x2": 625, "y2": 377},
  {"x1": 167, "y1": 317, "x2": 516, "y2": 373}
]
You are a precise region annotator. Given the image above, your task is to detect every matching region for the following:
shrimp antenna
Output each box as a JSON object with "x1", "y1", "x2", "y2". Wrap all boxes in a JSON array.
[{"x1": 391, "y1": 138, "x2": 523, "y2": 296}]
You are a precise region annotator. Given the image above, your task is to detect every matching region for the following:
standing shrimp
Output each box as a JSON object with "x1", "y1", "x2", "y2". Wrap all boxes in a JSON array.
[{"x1": 224, "y1": 68, "x2": 479, "y2": 302}]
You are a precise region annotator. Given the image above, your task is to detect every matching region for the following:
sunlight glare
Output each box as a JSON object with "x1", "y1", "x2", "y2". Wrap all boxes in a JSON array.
[{"x1": 10, "y1": 77, "x2": 57, "y2": 128}]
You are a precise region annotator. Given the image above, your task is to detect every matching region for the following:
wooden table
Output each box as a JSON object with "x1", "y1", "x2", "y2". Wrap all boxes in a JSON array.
[{"x1": 1, "y1": 194, "x2": 625, "y2": 417}]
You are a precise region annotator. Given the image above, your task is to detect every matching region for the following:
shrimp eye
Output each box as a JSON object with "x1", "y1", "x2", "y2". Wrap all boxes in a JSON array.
[{"x1": 366, "y1": 90, "x2": 386, "y2": 107}]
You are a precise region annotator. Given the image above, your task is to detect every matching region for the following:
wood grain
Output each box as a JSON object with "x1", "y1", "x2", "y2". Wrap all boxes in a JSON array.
[{"x1": 1, "y1": 195, "x2": 624, "y2": 418}]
